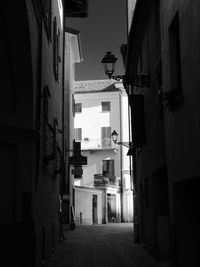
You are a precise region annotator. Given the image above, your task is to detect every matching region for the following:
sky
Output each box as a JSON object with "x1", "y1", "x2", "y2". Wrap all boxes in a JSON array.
[{"x1": 66, "y1": 0, "x2": 127, "y2": 81}]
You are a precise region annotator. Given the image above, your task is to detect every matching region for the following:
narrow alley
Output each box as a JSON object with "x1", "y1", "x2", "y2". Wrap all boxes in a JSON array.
[
  {"x1": 1, "y1": 1, "x2": 200, "y2": 266},
  {"x1": 47, "y1": 224, "x2": 165, "y2": 267}
]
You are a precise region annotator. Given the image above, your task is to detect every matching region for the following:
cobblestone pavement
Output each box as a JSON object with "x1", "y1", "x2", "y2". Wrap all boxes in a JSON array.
[{"x1": 47, "y1": 223, "x2": 165, "y2": 267}]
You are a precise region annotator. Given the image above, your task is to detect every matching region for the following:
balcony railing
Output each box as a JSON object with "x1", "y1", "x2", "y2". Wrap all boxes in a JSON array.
[
  {"x1": 80, "y1": 138, "x2": 114, "y2": 150},
  {"x1": 94, "y1": 174, "x2": 120, "y2": 187}
]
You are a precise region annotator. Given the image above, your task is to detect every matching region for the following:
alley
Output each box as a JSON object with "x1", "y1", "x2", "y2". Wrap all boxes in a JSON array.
[{"x1": 47, "y1": 223, "x2": 163, "y2": 267}]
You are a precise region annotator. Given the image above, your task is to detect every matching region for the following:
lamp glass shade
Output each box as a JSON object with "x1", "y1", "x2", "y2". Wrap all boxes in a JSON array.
[
  {"x1": 111, "y1": 130, "x2": 118, "y2": 143},
  {"x1": 101, "y1": 51, "x2": 117, "y2": 78},
  {"x1": 127, "y1": 147, "x2": 134, "y2": 156}
]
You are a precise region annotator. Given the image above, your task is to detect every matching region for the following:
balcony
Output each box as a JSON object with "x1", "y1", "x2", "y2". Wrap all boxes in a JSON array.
[
  {"x1": 81, "y1": 138, "x2": 116, "y2": 151},
  {"x1": 94, "y1": 174, "x2": 120, "y2": 187}
]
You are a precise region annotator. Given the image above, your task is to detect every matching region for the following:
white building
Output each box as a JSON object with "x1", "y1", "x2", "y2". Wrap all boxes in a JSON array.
[
  {"x1": 63, "y1": 27, "x2": 82, "y2": 230},
  {"x1": 73, "y1": 79, "x2": 133, "y2": 225}
]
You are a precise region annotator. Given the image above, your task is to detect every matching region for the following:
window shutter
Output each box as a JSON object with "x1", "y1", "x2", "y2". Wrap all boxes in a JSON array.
[
  {"x1": 75, "y1": 103, "x2": 82, "y2": 113},
  {"x1": 53, "y1": 17, "x2": 59, "y2": 81},
  {"x1": 56, "y1": 29, "x2": 60, "y2": 79},
  {"x1": 75, "y1": 128, "x2": 82, "y2": 141},
  {"x1": 46, "y1": 0, "x2": 52, "y2": 39},
  {"x1": 101, "y1": 127, "x2": 111, "y2": 147},
  {"x1": 72, "y1": 94, "x2": 75, "y2": 116},
  {"x1": 108, "y1": 160, "x2": 115, "y2": 175},
  {"x1": 53, "y1": 17, "x2": 57, "y2": 77},
  {"x1": 129, "y1": 95, "x2": 145, "y2": 147},
  {"x1": 102, "y1": 160, "x2": 107, "y2": 174},
  {"x1": 102, "y1": 159, "x2": 115, "y2": 175}
]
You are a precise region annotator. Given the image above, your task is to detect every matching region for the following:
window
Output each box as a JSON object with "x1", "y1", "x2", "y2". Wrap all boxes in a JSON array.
[
  {"x1": 75, "y1": 103, "x2": 82, "y2": 113},
  {"x1": 138, "y1": 48, "x2": 143, "y2": 73},
  {"x1": 102, "y1": 159, "x2": 115, "y2": 175},
  {"x1": 74, "y1": 128, "x2": 82, "y2": 141},
  {"x1": 155, "y1": 0, "x2": 161, "y2": 54},
  {"x1": 53, "y1": 17, "x2": 61, "y2": 81},
  {"x1": 168, "y1": 12, "x2": 182, "y2": 92},
  {"x1": 72, "y1": 94, "x2": 75, "y2": 117},
  {"x1": 145, "y1": 177, "x2": 150, "y2": 211},
  {"x1": 42, "y1": 86, "x2": 53, "y2": 164},
  {"x1": 101, "y1": 127, "x2": 111, "y2": 148},
  {"x1": 101, "y1": 101, "x2": 110, "y2": 112},
  {"x1": 129, "y1": 95, "x2": 145, "y2": 147},
  {"x1": 43, "y1": 0, "x2": 52, "y2": 40},
  {"x1": 156, "y1": 57, "x2": 164, "y2": 118}
]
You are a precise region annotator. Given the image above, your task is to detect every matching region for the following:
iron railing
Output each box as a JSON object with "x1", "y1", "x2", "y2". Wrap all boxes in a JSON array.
[{"x1": 94, "y1": 174, "x2": 120, "y2": 186}]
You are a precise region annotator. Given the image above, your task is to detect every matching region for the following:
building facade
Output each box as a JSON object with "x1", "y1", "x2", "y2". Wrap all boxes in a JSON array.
[
  {"x1": 0, "y1": 1, "x2": 87, "y2": 266},
  {"x1": 63, "y1": 27, "x2": 82, "y2": 230},
  {"x1": 126, "y1": 0, "x2": 200, "y2": 266},
  {"x1": 74, "y1": 80, "x2": 133, "y2": 225}
]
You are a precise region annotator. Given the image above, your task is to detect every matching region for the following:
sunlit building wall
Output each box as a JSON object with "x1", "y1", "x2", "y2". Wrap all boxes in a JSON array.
[{"x1": 74, "y1": 80, "x2": 133, "y2": 224}]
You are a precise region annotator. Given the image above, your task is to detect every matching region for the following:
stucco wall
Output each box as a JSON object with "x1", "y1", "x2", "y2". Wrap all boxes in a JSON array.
[
  {"x1": 75, "y1": 91, "x2": 121, "y2": 147},
  {"x1": 74, "y1": 91, "x2": 122, "y2": 185},
  {"x1": 75, "y1": 187, "x2": 103, "y2": 225}
]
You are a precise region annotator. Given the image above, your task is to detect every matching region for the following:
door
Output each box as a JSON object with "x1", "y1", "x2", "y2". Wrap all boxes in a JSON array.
[
  {"x1": 92, "y1": 195, "x2": 98, "y2": 224},
  {"x1": 107, "y1": 194, "x2": 116, "y2": 222}
]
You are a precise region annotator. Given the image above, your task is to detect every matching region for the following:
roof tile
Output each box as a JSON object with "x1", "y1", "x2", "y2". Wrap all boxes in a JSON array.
[{"x1": 74, "y1": 79, "x2": 120, "y2": 93}]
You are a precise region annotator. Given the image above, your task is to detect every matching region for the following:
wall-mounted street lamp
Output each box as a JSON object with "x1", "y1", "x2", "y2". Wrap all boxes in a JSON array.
[
  {"x1": 111, "y1": 130, "x2": 133, "y2": 149},
  {"x1": 101, "y1": 51, "x2": 117, "y2": 79},
  {"x1": 101, "y1": 51, "x2": 149, "y2": 87}
]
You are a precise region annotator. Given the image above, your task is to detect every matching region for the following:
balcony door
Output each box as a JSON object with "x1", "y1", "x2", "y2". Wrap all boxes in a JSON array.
[{"x1": 102, "y1": 159, "x2": 115, "y2": 176}]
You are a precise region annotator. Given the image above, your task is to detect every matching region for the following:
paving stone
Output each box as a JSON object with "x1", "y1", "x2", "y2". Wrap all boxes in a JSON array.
[{"x1": 47, "y1": 223, "x2": 163, "y2": 267}]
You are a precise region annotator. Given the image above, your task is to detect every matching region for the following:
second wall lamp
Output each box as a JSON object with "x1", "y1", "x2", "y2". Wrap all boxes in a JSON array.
[{"x1": 111, "y1": 130, "x2": 133, "y2": 149}]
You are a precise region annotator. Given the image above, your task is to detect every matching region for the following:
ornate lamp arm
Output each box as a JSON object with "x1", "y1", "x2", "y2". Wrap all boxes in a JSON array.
[{"x1": 115, "y1": 141, "x2": 133, "y2": 148}]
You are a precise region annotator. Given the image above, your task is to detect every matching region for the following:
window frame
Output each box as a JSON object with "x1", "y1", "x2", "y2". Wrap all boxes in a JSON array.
[
  {"x1": 102, "y1": 159, "x2": 115, "y2": 176},
  {"x1": 168, "y1": 12, "x2": 182, "y2": 92},
  {"x1": 53, "y1": 16, "x2": 60, "y2": 81},
  {"x1": 42, "y1": 0, "x2": 52, "y2": 41},
  {"x1": 101, "y1": 101, "x2": 111, "y2": 112},
  {"x1": 75, "y1": 103, "x2": 82, "y2": 113},
  {"x1": 74, "y1": 128, "x2": 82, "y2": 141}
]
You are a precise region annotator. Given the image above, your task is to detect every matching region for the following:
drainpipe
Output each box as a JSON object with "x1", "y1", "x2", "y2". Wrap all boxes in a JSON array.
[
  {"x1": 119, "y1": 90, "x2": 124, "y2": 222},
  {"x1": 125, "y1": 0, "x2": 139, "y2": 241},
  {"x1": 126, "y1": 84, "x2": 135, "y2": 229},
  {"x1": 60, "y1": 10, "x2": 66, "y2": 241},
  {"x1": 127, "y1": 91, "x2": 132, "y2": 189},
  {"x1": 132, "y1": 146, "x2": 139, "y2": 242},
  {"x1": 129, "y1": 92, "x2": 139, "y2": 243}
]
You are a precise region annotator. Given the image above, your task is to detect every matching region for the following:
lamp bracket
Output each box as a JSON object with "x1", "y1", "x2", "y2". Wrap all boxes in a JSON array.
[
  {"x1": 110, "y1": 74, "x2": 149, "y2": 88},
  {"x1": 115, "y1": 141, "x2": 133, "y2": 148}
]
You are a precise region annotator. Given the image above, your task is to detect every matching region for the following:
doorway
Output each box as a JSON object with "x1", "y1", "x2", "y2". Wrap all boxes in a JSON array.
[
  {"x1": 92, "y1": 195, "x2": 98, "y2": 224},
  {"x1": 174, "y1": 178, "x2": 200, "y2": 267},
  {"x1": 107, "y1": 194, "x2": 116, "y2": 222}
]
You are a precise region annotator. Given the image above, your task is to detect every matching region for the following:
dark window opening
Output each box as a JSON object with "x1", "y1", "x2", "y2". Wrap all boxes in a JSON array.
[
  {"x1": 145, "y1": 177, "x2": 150, "y2": 211},
  {"x1": 168, "y1": 12, "x2": 182, "y2": 92},
  {"x1": 75, "y1": 103, "x2": 82, "y2": 113},
  {"x1": 156, "y1": 57, "x2": 164, "y2": 118},
  {"x1": 43, "y1": 0, "x2": 52, "y2": 40},
  {"x1": 53, "y1": 17, "x2": 60, "y2": 81},
  {"x1": 101, "y1": 101, "x2": 111, "y2": 112},
  {"x1": 102, "y1": 159, "x2": 115, "y2": 176}
]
